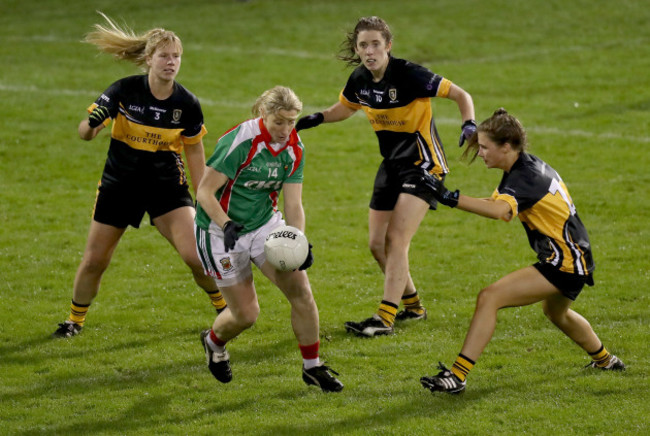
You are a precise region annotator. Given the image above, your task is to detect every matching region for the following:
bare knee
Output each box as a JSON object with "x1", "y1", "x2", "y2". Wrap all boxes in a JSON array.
[
  {"x1": 384, "y1": 227, "x2": 410, "y2": 256},
  {"x1": 542, "y1": 301, "x2": 567, "y2": 325},
  {"x1": 78, "y1": 255, "x2": 110, "y2": 277},
  {"x1": 231, "y1": 303, "x2": 260, "y2": 329},
  {"x1": 288, "y1": 287, "x2": 316, "y2": 312},
  {"x1": 475, "y1": 285, "x2": 501, "y2": 311},
  {"x1": 368, "y1": 237, "x2": 385, "y2": 262},
  {"x1": 177, "y1": 246, "x2": 202, "y2": 271},
  {"x1": 189, "y1": 260, "x2": 209, "y2": 280}
]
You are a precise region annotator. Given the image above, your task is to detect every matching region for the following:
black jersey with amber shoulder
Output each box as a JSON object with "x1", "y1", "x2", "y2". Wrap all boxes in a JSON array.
[
  {"x1": 339, "y1": 57, "x2": 452, "y2": 175},
  {"x1": 491, "y1": 153, "x2": 594, "y2": 276},
  {"x1": 88, "y1": 75, "x2": 207, "y2": 188}
]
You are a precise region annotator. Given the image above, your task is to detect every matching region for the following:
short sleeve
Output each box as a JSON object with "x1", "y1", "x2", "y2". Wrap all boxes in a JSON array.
[
  {"x1": 207, "y1": 129, "x2": 246, "y2": 180},
  {"x1": 339, "y1": 69, "x2": 364, "y2": 110},
  {"x1": 86, "y1": 79, "x2": 122, "y2": 127},
  {"x1": 180, "y1": 96, "x2": 207, "y2": 144},
  {"x1": 339, "y1": 89, "x2": 361, "y2": 110},
  {"x1": 491, "y1": 188, "x2": 518, "y2": 221},
  {"x1": 404, "y1": 63, "x2": 452, "y2": 98},
  {"x1": 181, "y1": 124, "x2": 207, "y2": 145}
]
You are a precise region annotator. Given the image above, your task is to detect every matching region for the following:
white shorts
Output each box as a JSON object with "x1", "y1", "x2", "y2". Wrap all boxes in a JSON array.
[{"x1": 195, "y1": 212, "x2": 285, "y2": 287}]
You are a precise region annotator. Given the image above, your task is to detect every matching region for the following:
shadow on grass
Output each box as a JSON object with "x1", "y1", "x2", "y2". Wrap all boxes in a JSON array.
[
  {"x1": 2, "y1": 323, "x2": 304, "y2": 404},
  {"x1": 1, "y1": 322, "x2": 202, "y2": 364},
  {"x1": 12, "y1": 392, "x2": 260, "y2": 436},
  {"x1": 253, "y1": 386, "x2": 481, "y2": 435}
]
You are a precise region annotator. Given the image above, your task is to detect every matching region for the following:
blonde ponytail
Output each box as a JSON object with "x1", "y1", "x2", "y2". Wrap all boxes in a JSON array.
[{"x1": 84, "y1": 12, "x2": 182, "y2": 72}]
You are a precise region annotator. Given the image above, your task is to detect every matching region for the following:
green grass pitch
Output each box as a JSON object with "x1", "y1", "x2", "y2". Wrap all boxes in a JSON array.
[{"x1": 0, "y1": 0, "x2": 648, "y2": 434}]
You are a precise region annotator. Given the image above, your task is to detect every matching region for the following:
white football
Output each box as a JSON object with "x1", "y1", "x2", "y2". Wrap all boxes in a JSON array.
[{"x1": 264, "y1": 225, "x2": 309, "y2": 271}]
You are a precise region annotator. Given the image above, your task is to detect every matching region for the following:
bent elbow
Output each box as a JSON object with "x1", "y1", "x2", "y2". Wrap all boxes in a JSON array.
[
  {"x1": 497, "y1": 210, "x2": 514, "y2": 222},
  {"x1": 195, "y1": 190, "x2": 209, "y2": 208}
]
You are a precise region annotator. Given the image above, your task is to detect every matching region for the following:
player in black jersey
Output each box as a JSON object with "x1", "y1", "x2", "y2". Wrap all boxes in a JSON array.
[
  {"x1": 296, "y1": 17, "x2": 476, "y2": 336},
  {"x1": 419, "y1": 108, "x2": 625, "y2": 394},
  {"x1": 52, "y1": 13, "x2": 226, "y2": 338}
]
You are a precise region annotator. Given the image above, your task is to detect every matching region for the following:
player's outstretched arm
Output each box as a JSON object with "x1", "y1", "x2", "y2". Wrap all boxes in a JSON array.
[
  {"x1": 456, "y1": 196, "x2": 513, "y2": 221},
  {"x1": 296, "y1": 102, "x2": 357, "y2": 131},
  {"x1": 421, "y1": 173, "x2": 512, "y2": 220}
]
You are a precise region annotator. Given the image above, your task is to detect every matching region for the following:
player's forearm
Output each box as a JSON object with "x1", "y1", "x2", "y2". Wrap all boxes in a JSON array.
[
  {"x1": 78, "y1": 119, "x2": 102, "y2": 141},
  {"x1": 195, "y1": 168, "x2": 231, "y2": 228},
  {"x1": 447, "y1": 84, "x2": 475, "y2": 123},
  {"x1": 184, "y1": 143, "x2": 207, "y2": 195},
  {"x1": 196, "y1": 192, "x2": 230, "y2": 229},
  {"x1": 322, "y1": 102, "x2": 356, "y2": 123},
  {"x1": 457, "y1": 195, "x2": 511, "y2": 221},
  {"x1": 283, "y1": 203, "x2": 306, "y2": 232}
]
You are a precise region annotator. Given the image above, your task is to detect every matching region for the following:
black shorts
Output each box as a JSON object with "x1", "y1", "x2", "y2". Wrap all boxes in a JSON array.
[
  {"x1": 369, "y1": 160, "x2": 443, "y2": 211},
  {"x1": 93, "y1": 181, "x2": 194, "y2": 229},
  {"x1": 533, "y1": 262, "x2": 594, "y2": 301}
]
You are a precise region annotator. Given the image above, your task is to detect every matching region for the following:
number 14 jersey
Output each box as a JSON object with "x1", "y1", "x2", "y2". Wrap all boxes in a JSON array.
[{"x1": 196, "y1": 118, "x2": 304, "y2": 234}]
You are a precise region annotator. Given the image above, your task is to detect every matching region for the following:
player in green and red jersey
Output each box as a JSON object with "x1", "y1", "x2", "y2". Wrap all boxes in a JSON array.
[
  {"x1": 420, "y1": 108, "x2": 625, "y2": 395},
  {"x1": 195, "y1": 86, "x2": 343, "y2": 393},
  {"x1": 52, "y1": 13, "x2": 226, "y2": 339},
  {"x1": 296, "y1": 17, "x2": 476, "y2": 337}
]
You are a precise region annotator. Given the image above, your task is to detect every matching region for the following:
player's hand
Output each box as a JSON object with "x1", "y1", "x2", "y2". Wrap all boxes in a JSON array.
[
  {"x1": 421, "y1": 173, "x2": 460, "y2": 208},
  {"x1": 458, "y1": 119, "x2": 477, "y2": 147},
  {"x1": 298, "y1": 243, "x2": 313, "y2": 271},
  {"x1": 295, "y1": 113, "x2": 324, "y2": 131},
  {"x1": 438, "y1": 187, "x2": 460, "y2": 208},
  {"x1": 223, "y1": 220, "x2": 244, "y2": 252},
  {"x1": 88, "y1": 105, "x2": 110, "y2": 128}
]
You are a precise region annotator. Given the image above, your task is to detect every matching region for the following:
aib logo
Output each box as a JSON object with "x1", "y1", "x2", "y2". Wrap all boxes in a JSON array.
[{"x1": 244, "y1": 180, "x2": 283, "y2": 190}]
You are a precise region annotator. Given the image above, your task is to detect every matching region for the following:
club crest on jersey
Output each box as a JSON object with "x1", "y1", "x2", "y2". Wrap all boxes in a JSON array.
[
  {"x1": 389, "y1": 88, "x2": 397, "y2": 101},
  {"x1": 220, "y1": 257, "x2": 233, "y2": 271},
  {"x1": 172, "y1": 109, "x2": 182, "y2": 123}
]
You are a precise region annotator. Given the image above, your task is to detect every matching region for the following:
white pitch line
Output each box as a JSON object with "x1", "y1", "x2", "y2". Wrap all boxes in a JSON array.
[
  {"x1": 8, "y1": 34, "x2": 648, "y2": 65},
  {"x1": 1, "y1": 82, "x2": 644, "y2": 143},
  {"x1": 184, "y1": 43, "x2": 333, "y2": 61},
  {"x1": 434, "y1": 37, "x2": 649, "y2": 65},
  {"x1": 5, "y1": 35, "x2": 333, "y2": 60}
]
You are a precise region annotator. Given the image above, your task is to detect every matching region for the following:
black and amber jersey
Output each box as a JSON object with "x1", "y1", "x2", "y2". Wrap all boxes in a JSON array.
[
  {"x1": 491, "y1": 153, "x2": 594, "y2": 276},
  {"x1": 339, "y1": 57, "x2": 452, "y2": 175},
  {"x1": 89, "y1": 75, "x2": 207, "y2": 188}
]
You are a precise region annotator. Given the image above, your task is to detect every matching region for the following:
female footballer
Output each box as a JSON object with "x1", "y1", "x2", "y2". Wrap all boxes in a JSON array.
[
  {"x1": 420, "y1": 108, "x2": 625, "y2": 394},
  {"x1": 52, "y1": 13, "x2": 226, "y2": 338},
  {"x1": 195, "y1": 86, "x2": 343, "y2": 392},
  {"x1": 296, "y1": 16, "x2": 476, "y2": 337}
]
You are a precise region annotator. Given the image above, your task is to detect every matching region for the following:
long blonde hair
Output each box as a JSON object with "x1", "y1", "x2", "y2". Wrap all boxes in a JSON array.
[
  {"x1": 251, "y1": 86, "x2": 303, "y2": 117},
  {"x1": 84, "y1": 11, "x2": 182, "y2": 72}
]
